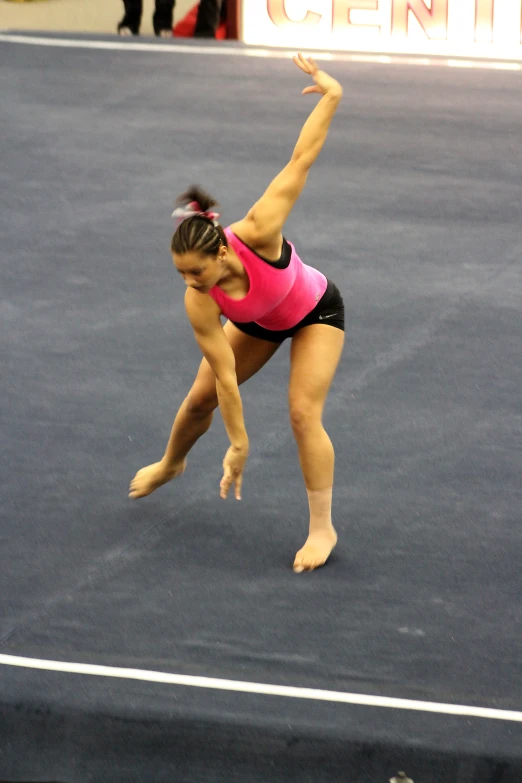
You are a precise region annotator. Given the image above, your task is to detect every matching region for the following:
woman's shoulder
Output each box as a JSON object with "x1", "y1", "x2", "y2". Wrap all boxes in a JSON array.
[
  {"x1": 226, "y1": 219, "x2": 284, "y2": 262},
  {"x1": 185, "y1": 286, "x2": 222, "y2": 324},
  {"x1": 226, "y1": 219, "x2": 254, "y2": 245}
]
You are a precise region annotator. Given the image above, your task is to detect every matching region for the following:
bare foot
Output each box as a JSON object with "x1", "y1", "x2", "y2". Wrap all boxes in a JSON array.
[
  {"x1": 293, "y1": 526, "x2": 338, "y2": 573},
  {"x1": 129, "y1": 459, "x2": 186, "y2": 499}
]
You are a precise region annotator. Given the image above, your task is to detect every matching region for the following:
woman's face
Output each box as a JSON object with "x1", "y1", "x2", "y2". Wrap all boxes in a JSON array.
[{"x1": 173, "y1": 247, "x2": 226, "y2": 294}]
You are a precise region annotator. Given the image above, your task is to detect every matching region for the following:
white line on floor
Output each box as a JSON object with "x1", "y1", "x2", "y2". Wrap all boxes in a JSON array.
[
  {"x1": 1, "y1": 653, "x2": 521, "y2": 722},
  {"x1": 0, "y1": 33, "x2": 521, "y2": 71}
]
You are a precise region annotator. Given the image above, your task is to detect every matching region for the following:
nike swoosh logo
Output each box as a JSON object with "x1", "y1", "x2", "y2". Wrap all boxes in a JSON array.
[{"x1": 318, "y1": 313, "x2": 336, "y2": 320}]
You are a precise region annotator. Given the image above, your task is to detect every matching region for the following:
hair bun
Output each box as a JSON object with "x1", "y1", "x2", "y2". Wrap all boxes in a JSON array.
[{"x1": 172, "y1": 201, "x2": 220, "y2": 226}]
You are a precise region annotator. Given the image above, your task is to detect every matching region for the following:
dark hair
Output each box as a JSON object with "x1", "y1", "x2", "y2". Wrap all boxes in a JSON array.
[{"x1": 171, "y1": 186, "x2": 228, "y2": 257}]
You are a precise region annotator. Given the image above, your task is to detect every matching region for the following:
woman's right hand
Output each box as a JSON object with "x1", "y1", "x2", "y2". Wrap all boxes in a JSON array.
[
  {"x1": 220, "y1": 443, "x2": 249, "y2": 500},
  {"x1": 293, "y1": 52, "x2": 343, "y2": 98}
]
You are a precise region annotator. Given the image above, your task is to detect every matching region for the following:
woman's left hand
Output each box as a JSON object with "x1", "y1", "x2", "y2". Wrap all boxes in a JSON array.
[
  {"x1": 293, "y1": 52, "x2": 343, "y2": 98},
  {"x1": 220, "y1": 443, "x2": 248, "y2": 500}
]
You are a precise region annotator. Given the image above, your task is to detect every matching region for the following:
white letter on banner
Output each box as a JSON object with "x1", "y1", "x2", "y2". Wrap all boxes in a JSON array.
[
  {"x1": 475, "y1": 0, "x2": 494, "y2": 43},
  {"x1": 391, "y1": 0, "x2": 449, "y2": 39},
  {"x1": 266, "y1": 0, "x2": 322, "y2": 27},
  {"x1": 332, "y1": 1, "x2": 381, "y2": 34}
]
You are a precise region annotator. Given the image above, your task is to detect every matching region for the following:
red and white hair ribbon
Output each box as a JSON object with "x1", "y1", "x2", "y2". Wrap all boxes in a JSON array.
[{"x1": 172, "y1": 201, "x2": 220, "y2": 226}]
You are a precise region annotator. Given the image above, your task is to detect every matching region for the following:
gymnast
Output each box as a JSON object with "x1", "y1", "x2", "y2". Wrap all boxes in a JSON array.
[{"x1": 129, "y1": 54, "x2": 344, "y2": 573}]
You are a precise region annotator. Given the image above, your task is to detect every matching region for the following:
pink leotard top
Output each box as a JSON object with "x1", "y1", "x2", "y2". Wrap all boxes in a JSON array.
[{"x1": 209, "y1": 227, "x2": 328, "y2": 331}]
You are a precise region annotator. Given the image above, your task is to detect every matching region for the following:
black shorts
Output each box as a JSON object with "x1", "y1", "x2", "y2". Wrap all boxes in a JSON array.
[{"x1": 231, "y1": 279, "x2": 345, "y2": 344}]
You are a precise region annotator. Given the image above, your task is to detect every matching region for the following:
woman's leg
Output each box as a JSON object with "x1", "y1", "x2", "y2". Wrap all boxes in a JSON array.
[
  {"x1": 118, "y1": 0, "x2": 143, "y2": 35},
  {"x1": 153, "y1": 0, "x2": 175, "y2": 36},
  {"x1": 129, "y1": 322, "x2": 279, "y2": 498},
  {"x1": 194, "y1": 0, "x2": 223, "y2": 38},
  {"x1": 288, "y1": 323, "x2": 345, "y2": 572}
]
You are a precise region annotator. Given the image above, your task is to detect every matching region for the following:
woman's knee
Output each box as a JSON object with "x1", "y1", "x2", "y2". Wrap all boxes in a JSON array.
[
  {"x1": 289, "y1": 400, "x2": 322, "y2": 435},
  {"x1": 185, "y1": 386, "x2": 218, "y2": 417}
]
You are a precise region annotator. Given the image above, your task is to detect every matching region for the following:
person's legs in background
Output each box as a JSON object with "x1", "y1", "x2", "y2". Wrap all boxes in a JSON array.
[
  {"x1": 118, "y1": 0, "x2": 175, "y2": 36},
  {"x1": 118, "y1": 0, "x2": 143, "y2": 35},
  {"x1": 194, "y1": 0, "x2": 226, "y2": 38},
  {"x1": 153, "y1": 0, "x2": 176, "y2": 37}
]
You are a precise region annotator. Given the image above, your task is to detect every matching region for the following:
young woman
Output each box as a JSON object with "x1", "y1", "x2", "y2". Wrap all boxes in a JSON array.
[{"x1": 129, "y1": 54, "x2": 344, "y2": 573}]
